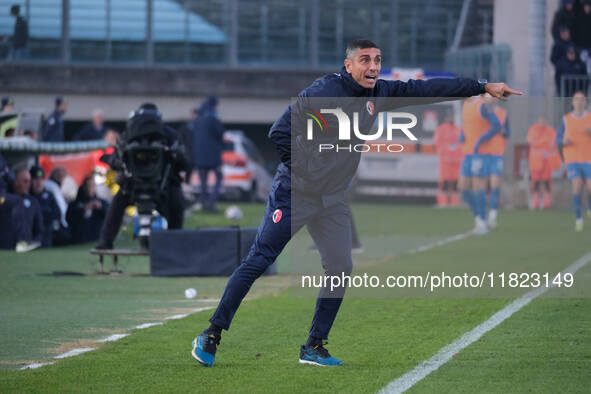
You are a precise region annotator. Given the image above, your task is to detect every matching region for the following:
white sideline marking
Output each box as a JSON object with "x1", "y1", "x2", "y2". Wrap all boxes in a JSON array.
[
  {"x1": 406, "y1": 232, "x2": 470, "y2": 255},
  {"x1": 20, "y1": 362, "x2": 54, "y2": 370},
  {"x1": 165, "y1": 306, "x2": 215, "y2": 321},
  {"x1": 378, "y1": 252, "x2": 591, "y2": 394},
  {"x1": 99, "y1": 334, "x2": 130, "y2": 343},
  {"x1": 19, "y1": 305, "x2": 216, "y2": 370},
  {"x1": 54, "y1": 348, "x2": 96, "y2": 359},
  {"x1": 134, "y1": 322, "x2": 164, "y2": 329},
  {"x1": 166, "y1": 314, "x2": 189, "y2": 320}
]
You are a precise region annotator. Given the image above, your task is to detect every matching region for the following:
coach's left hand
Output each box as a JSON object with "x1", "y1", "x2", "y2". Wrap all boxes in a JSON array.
[{"x1": 485, "y1": 83, "x2": 523, "y2": 100}]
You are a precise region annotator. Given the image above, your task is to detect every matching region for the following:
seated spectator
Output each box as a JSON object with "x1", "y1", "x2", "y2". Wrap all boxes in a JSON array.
[
  {"x1": 66, "y1": 176, "x2": 108, "y2": 244},
  {"x1": 45, "y1": 167, "x2": 71, "y2": 245},
  {"x1": 0, "y1": 168, "x2": 43, "y2": 252},
  {"x1": 551, "y1": 26, "x2": 574, "y2": 66},
  {"x1": 555, "y1": 45, "x2": 588, "y2": 96},
  {"x1": 577, "y1": 0, "x2": 591, "y2": 75},
  {"x1": 29, "y1": 165, "x2": 62, "y2": 248},
  {"x1": 74, "y1": 109, "x2": 107, "y2": 141},
  {"x1": 103, "y1": 129, "x2": 119, "y2": 147},
  {"x1": 552, "y1": 0, "x2": 577, "y2": 43}
]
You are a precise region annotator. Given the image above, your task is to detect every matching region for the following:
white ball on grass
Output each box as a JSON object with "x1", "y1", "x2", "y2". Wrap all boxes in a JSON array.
[
  {"x1": 185, "y1": 288, "x2": 197, "y2": 299},
  {"x1": 225, "y1": 205, "x2": 243, "y2": 221}
]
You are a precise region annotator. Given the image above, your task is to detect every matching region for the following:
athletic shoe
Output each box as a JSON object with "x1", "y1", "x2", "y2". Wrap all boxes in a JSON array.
[
  {"x1": 15, "y1": 241, "x2": 41, "y2": 253},
  {"x1": 472, "y1": 217, "x2": 488, "y2": 235},
  {"x1": 352, "y1": 246, "x2": 364, "y2": 254},
  {"x1": 191, "y1": 332, "x2": 220, "y2": 367},
  {"x1": 487, "y1": 210, "x2": 498, "y2": 230},
  {"x1": 575, "y1": 219, "x2": 584, "y2": 232},
  {"x1": 299, "y1": 343, "x2": 343, "y2": 366}
]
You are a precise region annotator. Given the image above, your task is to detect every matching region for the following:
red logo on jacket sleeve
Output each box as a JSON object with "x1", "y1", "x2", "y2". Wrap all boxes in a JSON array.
[{"x1": 272, "y1": 209, "x2": 282, "y2": 223}]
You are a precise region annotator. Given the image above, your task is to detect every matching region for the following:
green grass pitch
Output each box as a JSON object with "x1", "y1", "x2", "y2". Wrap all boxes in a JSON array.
[{"x1": 0, "y1": 202, "x2": 590, "y2": 393}]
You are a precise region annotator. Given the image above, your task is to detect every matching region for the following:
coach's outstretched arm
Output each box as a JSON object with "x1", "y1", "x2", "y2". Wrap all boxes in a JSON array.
[{"x1": 379, "y1": 78, "x2": 522, "y2": 99}]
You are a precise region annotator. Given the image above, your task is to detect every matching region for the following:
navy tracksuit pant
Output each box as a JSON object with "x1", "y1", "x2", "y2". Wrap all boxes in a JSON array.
[{"x1": 210, "y1": 172, "x2": 353, "y2": 339}]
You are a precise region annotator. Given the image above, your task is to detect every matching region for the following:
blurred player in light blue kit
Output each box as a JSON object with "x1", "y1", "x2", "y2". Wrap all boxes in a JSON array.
[
  {"x1": 556, "y1": 91, "x2": 591, "y2": 231},
  {"x1": 459, "y1": 94, "x2": 501, "y2": 234}
]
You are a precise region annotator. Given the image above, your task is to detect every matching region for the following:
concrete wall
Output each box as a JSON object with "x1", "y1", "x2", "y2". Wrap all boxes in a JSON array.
[
  {"x1": 0, "y1": 63, "x2": 328, "y2": 122},
  {"x1": 2, "y1": 92, "x2": 291, "y2": 124}
]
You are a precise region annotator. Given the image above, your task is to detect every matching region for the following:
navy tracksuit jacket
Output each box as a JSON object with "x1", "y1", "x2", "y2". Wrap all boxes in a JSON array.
[{"x1": 209, "y1": 67, "x2": 483, "y2": 339}]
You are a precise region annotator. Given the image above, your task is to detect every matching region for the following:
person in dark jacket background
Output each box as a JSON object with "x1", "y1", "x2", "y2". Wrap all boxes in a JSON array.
[
  {"x1": 74, "y1": 109, "x2": 107, "y2": 141},
  {"x1": 190, "y1": 39, "x2": 522, "y2": 369},
  {"x1": 0, "y1": 168, "x2": 43, "y2": 252},
  {"x1": 577, "y1": 0, "x2": 591, "y2": 50},
  {"x1": 551, "y1": 26, "x2": 575, "y2": 67},
  {"x1": 8, "y1": 4, "x2": 28, "y2": 60},
  {"x1": 552, "y1": 0, "x2": 578, "y2": 43},
  {"x1": 555, "y1": 45, "x2": 589, "y2": 96},
  {"x1": 67, "y1": 176, "x2": 107, "y2": 244},
  {"x1": 29, "y1": 165, "x2": 61, "y2": 248},
  {"x1": 42, "y1": 97, "x2": 67, "y2": 142},
  {"x1": 191, "y1": 96, "x2": 225, "y2": 212}
]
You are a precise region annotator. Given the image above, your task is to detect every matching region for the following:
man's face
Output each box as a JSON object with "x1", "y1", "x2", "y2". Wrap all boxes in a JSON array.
[
  {"x1": 567, "y1": 50, "x2": 576, "y2": 61},
  {"x1": 585, "y1": 4, "x2": 591, "y2": 14},
  {"x1": 13, "y1": 171, "x2": 31, "y2": 195},
  {"x1": 566, "y1": 3, "x2": 573, "y2": 11},
  {"x1": 344, "y1": 47, "x2": 381, "y2": 89},
  {"x1": 59, "y1": 102, "x2": 68, "y2": 114},
  {"x1": 93, "y1": 112, "x2": 104, "y2": 127},
  {"x1": 31, "y1": 177, "x2": 45, "y2": 194},
  {"x1": 560, "y1": 29, "x2": 570, "y2": 41},
  {"x1": 537, "y1": 115, "x2": 548, "y2": 127},
  {"x1": 104, "y1": 130, "x2": 118, "y2": 146},
  {"x1": 572, "y1": 92, "x2": 587, "y2": 113}
]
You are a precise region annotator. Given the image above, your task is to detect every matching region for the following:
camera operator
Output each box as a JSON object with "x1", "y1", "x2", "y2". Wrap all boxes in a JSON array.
[{"x1": 96, "y1": 103, "x2": 190, "y2": 250}]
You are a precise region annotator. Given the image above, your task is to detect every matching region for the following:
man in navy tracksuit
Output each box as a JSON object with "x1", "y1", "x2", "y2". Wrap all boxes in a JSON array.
[{"x1": 191, "y1": 39, "x2": 521, "y2": 367}]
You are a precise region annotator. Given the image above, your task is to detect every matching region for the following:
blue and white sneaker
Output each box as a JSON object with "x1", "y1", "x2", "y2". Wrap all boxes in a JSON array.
[
  {"x1": 299, "y1": 343, "x2": 343, "y2": 366},
  {"x1": 191, "y1": 332, "x2": 220, "y2": 367}
]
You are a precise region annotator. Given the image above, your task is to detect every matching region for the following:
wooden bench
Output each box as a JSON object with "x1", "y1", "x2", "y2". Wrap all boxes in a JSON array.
[{"x1": 89, "y1": 248, "x2": 149, "y2": 274}]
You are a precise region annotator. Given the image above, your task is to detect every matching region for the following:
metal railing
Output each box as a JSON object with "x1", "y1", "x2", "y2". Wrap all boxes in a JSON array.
[
  {"x1": 559, "y1": 74, "x2": 591, "y2": 98},
  {"x1": 445, "y1": 43, "x2": 513, "y2": 82},
  {"x1": 0, "y1": 0, "x2": 466, "y2": 69}
]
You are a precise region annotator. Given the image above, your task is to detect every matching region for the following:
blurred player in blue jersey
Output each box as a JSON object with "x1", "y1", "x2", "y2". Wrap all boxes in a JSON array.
[
  {"x1": 479, "y1": 98, "x2": 510, "y2": 229},
  {"x1": 459, "y1": 94, "x2": 501, "y2": 234},
  {"x1": 556, "y1": 91, "x2": 591, "y2": 231}
]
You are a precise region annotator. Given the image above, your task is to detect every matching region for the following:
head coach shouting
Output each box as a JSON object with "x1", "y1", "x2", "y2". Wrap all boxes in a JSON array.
[{"x1": 191, "y1": 39, "x2": 522, "y2": 367}]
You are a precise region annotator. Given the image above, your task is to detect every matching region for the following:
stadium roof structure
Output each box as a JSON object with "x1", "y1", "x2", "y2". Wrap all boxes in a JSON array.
[{"x1": 0, "y1": 0, "x2": 226, "y2": 44}]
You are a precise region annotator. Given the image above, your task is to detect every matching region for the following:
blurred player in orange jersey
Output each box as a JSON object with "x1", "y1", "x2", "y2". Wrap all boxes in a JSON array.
[
  {"x1": 459, "y1": 95, "x2": 501, "y2": 234},
  {"x1": 527, "y1": 115, "x2": 560, "y2": 210},
  {"x1": 479, "y1": 97, "x2": 510, "y2": 229},
  {"x1": 434, "y1": 112, "x2": 463, "y2": 207},
  {"x1": 556, "y1": 92, "x2": 591, "y2": 231}
]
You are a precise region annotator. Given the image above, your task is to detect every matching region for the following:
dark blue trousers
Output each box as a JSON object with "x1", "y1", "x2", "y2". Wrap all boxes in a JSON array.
[
  {"x1": 197, "y1": 167, "x2": 222, "y2": 208},
  {"x1": 209, "y1": 172, "x2": 353, "y2": 339}
]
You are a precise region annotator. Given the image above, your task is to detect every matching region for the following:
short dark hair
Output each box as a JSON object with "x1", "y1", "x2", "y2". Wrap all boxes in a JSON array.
[
  {"x1": 346, "y1": 39, "x2": 379, "y2": 59},
  {"x1": 10, "y1": 5, "x2": 19, "y2": 15}
]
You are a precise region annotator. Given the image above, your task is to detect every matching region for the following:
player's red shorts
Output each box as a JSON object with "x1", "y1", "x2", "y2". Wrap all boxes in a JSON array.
[
  {"x1": 439, "y1": 161, "x2": 461, "y2": 181},
  {"x1": 530, "y1": 159, "x2": 552, "y2": 181}
]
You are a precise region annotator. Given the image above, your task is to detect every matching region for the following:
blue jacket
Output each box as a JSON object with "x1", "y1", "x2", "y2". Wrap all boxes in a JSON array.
[
  {"x1": 269, "y1": 66, "x2": 484, "y2": 198},
  {"x1": 42, "y1": 110, "x2": 64, "y2": 142},
  {"x1": 74, "y1": 123, "x2": 106, "y2": 141},
  {"x1": 191, "y1": 106, "x2": 224, "y2": 169},
  {"x1": 31, "y1": 189, "x2": 61, "y2": 247}
]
